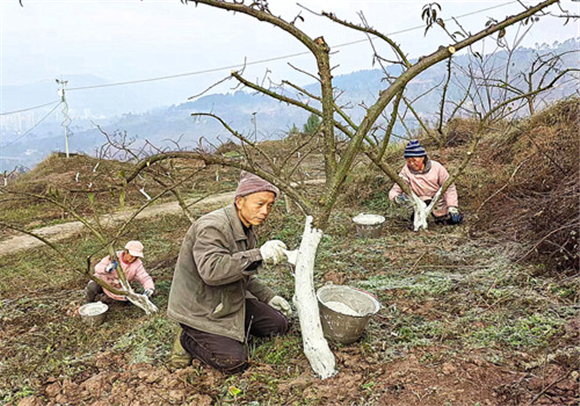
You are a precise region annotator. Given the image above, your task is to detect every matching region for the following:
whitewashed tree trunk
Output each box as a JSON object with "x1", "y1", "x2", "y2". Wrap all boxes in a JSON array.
[
  {"x1": 284, "y1": 193, "x2": 292, "y2": 214},
  {"x1": 293, "y1": 216, "x2": 337, "y2": 379},
  {"x1": 411, "y1": 193, "x2": 429, "y2": 231},
  {"x1": 118, "y1": 278, "x2": 158, "y2": 315},
  {"x1": 411, "y1": 187, "x2": 444, "y2": 231}
]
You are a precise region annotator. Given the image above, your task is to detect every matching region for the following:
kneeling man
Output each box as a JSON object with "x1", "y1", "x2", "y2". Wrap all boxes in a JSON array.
[{"x1": 168, "y1": 170, "x2": 291, "y2": 373}]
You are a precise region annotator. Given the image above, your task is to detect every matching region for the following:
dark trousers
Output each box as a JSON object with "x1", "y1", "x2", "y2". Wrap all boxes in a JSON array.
[
  {"x1": 85, "y1": 280, "x2": 130, "y2": 304},
  {"x1": 180, "y1": 298, "x2": 289, "y2": 374},
  {"x1": 85, "y1": 280, "x2": 104, "y2": 302},
  {"x1": 433, "y1": 213, "x2": 462, "y2": 225},
  {"x1": 411, "y1": 199, "x2": 462, "y2": 225}
]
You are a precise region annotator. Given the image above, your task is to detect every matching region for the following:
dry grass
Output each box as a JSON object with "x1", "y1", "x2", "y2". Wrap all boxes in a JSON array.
[
  {"x1": 340, "y1": 99, "x2": 579, "y2": 275},
  {"x1": 1, "y1": 100, "x2": 579, "y2": 405},
  {"x1": 472, "y1": 98, "x2": 579, "y2": 274},
  {"x1": 0, "y1": 153, "x2": 239, "y2": 230}
]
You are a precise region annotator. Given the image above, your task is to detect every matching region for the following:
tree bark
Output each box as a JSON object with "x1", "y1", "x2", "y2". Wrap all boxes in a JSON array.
[{"x1": 293, "y1": 216, "x2": 336, "y2": 379}]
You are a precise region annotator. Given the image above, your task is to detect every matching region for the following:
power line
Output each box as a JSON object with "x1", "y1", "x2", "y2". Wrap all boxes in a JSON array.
[
  {"x1": 0, "y1": 100, "x2": 61, "y2": 116},
  {"x1": 2, "y1": 102, "x2": 63, "y2": 149},
  {"x1": 67, "y1": 0, "x2": 518, "y2": 92},
  {"x1": 67, "y1": 51, "x2": 313, "y2": 91}
]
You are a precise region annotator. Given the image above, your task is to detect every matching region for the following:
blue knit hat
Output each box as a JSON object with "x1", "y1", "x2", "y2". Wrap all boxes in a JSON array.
[{"x1": 404, "y1": 140, "x2": 426, "y2": 158}]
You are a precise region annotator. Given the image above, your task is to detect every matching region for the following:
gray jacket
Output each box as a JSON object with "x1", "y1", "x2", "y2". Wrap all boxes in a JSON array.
[{"x1": 167, "y1": 204, "x2": 275, "y2": 342}]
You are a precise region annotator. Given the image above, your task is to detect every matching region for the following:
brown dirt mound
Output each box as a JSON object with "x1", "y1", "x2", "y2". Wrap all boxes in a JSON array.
[
  {"x1": 444, "y1": 117, "x2": 479, "y2": 147},
  {"x1": 473, "y1": 98, "x2": 579, "y2": 274},
  {"x1": 0, "y1": 153, "x2": 238, "y2": 229}
]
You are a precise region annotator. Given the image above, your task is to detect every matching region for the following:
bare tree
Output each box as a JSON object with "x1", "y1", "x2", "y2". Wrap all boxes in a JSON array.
[
  {"x1": 0, "y1": 189, "x2": 162, "y2": 314},
  {"x1": 454, "y1": 31, "x2": 579, "y2": 121},
  {"x1": 116, "y1": 0, "x2": 566, "y2": 377},
  {"x1": 2, "y1": 0, "x2": 574, "y2": 378},
  {"x1": 0, "y1": 133, "x2": 212, "y2": 314}
]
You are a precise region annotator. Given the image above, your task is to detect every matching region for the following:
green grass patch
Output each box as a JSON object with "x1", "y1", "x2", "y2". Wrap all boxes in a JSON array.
[
  {"x1": 1, "y1": 385, "x2": 36, "y2": 405},
  {"x1": 112, "y1": 316, "x2": 176, "y2": 364},
  {"x1": 357, "y1": 272, "x2": 455, "y2": 297},
  {"x1": 391, "y1": 316, "x2": 445, "y2": 346},
  {"x1": 251, "y1": 335, "x2": 303, "y2": 366},
  {"x1": 469, "y1": 312, "x2": 566, "y2": 348},
  {"x1": 0, "y1": 202, "x2": 58, "y2": 227},
  {"x1": 361, "y1": 190, "x2": 392, "y2": 213}
]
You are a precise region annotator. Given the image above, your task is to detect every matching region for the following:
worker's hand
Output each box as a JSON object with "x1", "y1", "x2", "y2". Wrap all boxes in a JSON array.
[
  {"x1": 448, "y1": 206, "x2": 462, "y2": 223},
  {"x1": 268, "y1": 295, "x2": 292, "y2": 317},
  {"x1": 106, "y1": 260, "x2": 118, "y2": 273},
  {"x1": 260, "y1": 240, "x2": 287, "y2": 265},
  {"x1": 395, "y1": 194, "x2": 410, "y2": 205},
  {"x1": 144, "y1": 289, "x2": 154, "y2": 298}
]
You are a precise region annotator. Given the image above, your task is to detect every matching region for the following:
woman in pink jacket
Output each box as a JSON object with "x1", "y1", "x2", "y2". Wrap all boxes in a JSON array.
[
  {"x1": 85, "y1": 240, "x2": 155, "y2": 303},
  {"x1": 389, "y1": 140, "x2": 463, "y2": 225}
]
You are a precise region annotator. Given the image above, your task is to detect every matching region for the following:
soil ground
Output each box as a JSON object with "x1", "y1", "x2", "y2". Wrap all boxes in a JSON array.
[
  {"x1": 1, "y1": 200, "x2": 578, "y2": 406},
  {"x1": 1, "y1": 100, "x2": 578, "y2": 405},
  {"x1": 0, "y1": 191, "x2": 235, "y2": 257}
]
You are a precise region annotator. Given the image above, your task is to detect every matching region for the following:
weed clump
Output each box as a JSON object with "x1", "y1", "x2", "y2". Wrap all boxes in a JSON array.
[
  {"x1": 340, "y1": 163, "x2": 396, "y2": 212},
  {"x1": 473, "y1": 98, "x2": 579, "y2": 275},
  {"x1": 444, "y1": 117, "x2": 479, "y2": 147}
]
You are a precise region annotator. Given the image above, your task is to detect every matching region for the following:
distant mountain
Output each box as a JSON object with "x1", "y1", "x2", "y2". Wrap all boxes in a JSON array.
[{"x1": 1, "y1": 38, "x2": 578, "y2": 171}]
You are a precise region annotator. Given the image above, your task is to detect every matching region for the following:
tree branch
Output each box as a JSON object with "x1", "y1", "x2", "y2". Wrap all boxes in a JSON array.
[
  {"x1": 437, "y1": 57, "x2": 453, "y2": 140},
  {"x1": 126, "y1": 151, "x2": 313, "y2": 215},
  {"x1": 321, "y1": 10, "x2": 411, "y2": 68},
  {"x1": 191, "y1": 110, "x2": 277, "y2": 169},
  {"x1": 231, "y1": 71, "x2": 354, "y2": 139}
]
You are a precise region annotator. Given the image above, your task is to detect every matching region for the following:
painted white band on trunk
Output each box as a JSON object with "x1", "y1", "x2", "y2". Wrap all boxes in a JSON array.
[{"x1": 293, "y1": 216, "x2": 337, "y2": 379}]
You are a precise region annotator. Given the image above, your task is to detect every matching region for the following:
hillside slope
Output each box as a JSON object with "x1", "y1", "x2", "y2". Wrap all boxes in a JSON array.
[{"x1": 0, "y1": 99, "x2": 578, "y2": 406}]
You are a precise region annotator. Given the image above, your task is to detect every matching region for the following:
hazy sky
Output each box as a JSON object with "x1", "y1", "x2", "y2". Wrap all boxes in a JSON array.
[{"x1": 1, "y1": 0, "x2": 578, "y2": 104}]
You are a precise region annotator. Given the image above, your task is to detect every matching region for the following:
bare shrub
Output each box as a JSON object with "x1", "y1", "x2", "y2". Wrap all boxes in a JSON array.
[
  {"x1": 444, "y1": 117, "x2": 479, "y2": 147},
  {"x1": 474, "y1": 98, "x2": 579, "y2": 274}
]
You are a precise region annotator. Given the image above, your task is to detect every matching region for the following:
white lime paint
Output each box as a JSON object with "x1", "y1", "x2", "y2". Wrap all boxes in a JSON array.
[
  {"x1": 293, "y1": 216, "x2": 337, "y2": 379},
  {"x1": 352, "y1": 213, "x2": 385, "y2": 226}
]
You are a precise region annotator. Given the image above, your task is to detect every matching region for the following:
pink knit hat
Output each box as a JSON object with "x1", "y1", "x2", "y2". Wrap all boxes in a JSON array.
[
  {"x1": 125, "y1": 240, "x2": 144, "y2": 258},
  {"x1": 235, "y1": 171, "x2": 279, "y2": 199}
]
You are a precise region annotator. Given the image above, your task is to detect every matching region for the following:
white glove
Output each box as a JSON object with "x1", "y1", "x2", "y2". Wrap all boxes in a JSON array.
[
  {"x1": 448, "y1": 206, "x2": 459, "y2": 215},
  {"x1": 447, "y1": 206, "x2": 462, "y2": 223},
  {"x1": 144, "y1": 289, "x2": 154, "y2": 298},
  {"x1": 268, "y1": 295, "x2": 292, "y2": 317},
  {"x1": 260, "y1": 240, "x2": 287, "y2": 265}
]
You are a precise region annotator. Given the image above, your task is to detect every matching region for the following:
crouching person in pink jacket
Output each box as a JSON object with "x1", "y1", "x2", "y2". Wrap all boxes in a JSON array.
[
  {"x1": 389, "y1": 140, "x2": 463, "y2": 226},
  {"x1": 85, "y1": 240, "x2": 155, "y2": 303}
]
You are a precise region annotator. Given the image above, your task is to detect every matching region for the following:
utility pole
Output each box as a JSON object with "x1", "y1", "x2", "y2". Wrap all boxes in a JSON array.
[
  {"x1": 56, "y1": 79, "x2": 69, "y2": 158},
  {"x1": 251, "y1": 112, "x2": 257, "y2": 142}
]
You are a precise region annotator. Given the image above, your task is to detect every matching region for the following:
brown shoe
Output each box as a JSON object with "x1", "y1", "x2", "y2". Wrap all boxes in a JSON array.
[{"x1": 168, "y1": 334, "x2": 192, "y2": 371}]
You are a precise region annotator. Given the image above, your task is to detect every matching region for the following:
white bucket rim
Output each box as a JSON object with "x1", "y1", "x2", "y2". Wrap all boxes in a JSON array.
[
  {"x1": 317, "y1": 285, "x2": 380, "y2": 317},
  {"x1": 78, "y1": 301, "x2": 109, "y2": 316},
  {"x1": 352, "y1": 213, "x2": 385, "y2": 226}
]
